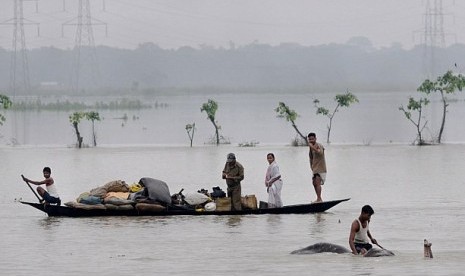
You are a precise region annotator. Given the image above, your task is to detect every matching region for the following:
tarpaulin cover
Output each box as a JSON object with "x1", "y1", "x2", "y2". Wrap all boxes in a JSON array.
[{"x1": 139, "y1": 177, "x2": 171, "y2": 204}]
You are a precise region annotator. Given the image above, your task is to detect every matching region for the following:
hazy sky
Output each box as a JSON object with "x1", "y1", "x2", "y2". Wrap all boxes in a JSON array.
[{"x1": 0, "y1": 0, "x2": 464, "y2": 50}]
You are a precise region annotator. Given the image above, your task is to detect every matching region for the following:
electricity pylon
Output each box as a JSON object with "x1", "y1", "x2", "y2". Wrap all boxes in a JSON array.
[
  {"x1": 419, "y1": 0, "x2": 455, "y2": 78},
  {"x1": 62, "y1": 0, "x2": 107, "y2": 93},
  {"x1": 0, "y1": 0, "x2": 39, "y2": 95}
]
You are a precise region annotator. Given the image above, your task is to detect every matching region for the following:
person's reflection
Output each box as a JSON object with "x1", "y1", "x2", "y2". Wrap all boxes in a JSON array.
[
  {"x1": 309, "y1": 213, "x2": 327, "y2": 235},
  {"x1": 314, "y1": 213, "x2": 325, "y2": 223},
  {"x1": 265, "y1": 214, "x2": 282, "y2": 234},
  {"x1": 38, "y1": 217, "x2": 62, "y2": 230},
  {"x1": 267, "y1": 214, "x2": 282, "y2": 225},
  {"x1": 227, "y1": 215, "x2": 242, "y2": 227}
]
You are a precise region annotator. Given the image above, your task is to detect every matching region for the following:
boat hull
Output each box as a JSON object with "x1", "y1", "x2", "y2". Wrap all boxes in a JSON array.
[{"x1": 20, "y1": 198, "x2": 350, "y2": 217}]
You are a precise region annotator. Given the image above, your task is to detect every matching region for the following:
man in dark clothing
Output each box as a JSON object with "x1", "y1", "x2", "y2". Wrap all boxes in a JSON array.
[{"x1": 222, "y1": 153, "x2": 244, "y2": 211}]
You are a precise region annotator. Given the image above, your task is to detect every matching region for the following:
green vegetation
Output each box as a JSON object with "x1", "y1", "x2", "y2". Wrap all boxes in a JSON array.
[
  {"x1": 69, "y1": 112, "x2": 85, "y2": 148},
  {"x1": 201, "y1": 99, "x2": 221, "y2": 145},
  {"x1": 399, "y1": 97, "x2": 430, "y2": 145},
  {"x1": 206, "y1": 135, "x2": 230, "y2": 145},
  {"x1": 314, "y1": 91, "x2": 359, "y2": 144},
  {"x1": 185, "y1": 123, "x2": 196, "y2": 147},
  {"x1": 238, "y1": 140, "x2": 259, "y2": 147},
  {"x1": 417, "y1": 70, "x2": 465, "y2": 144},
  {"x1": 69, "y1": 111, "x2": 102, "y2": 148},
  {"x1": 10, "y1": 98, "x2": 159, "y2": 111},
  {"x1": 0, "y1": 94, "x2": 12, "y2": 127},
  {"x1": 85, "y1": 111, "x2": 101, "y2": 147},
  {"x1": 275, "y1": 102, "x2": 307, "y2": 146}
]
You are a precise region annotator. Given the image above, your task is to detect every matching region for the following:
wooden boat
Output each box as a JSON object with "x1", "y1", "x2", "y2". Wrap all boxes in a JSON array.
[{"x1": 20, "y1": 198, "x2": 350, "y2": 217}]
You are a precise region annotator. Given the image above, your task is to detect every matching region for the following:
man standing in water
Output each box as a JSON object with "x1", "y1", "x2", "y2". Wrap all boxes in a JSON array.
[
  {"x1": 307, "y1": 132, "x2": 326, "y2": 202},
  {"x1": 222, "y1": 153, "x2": 244, "y2": 211},
  {"x1": 349, "y1": 205, "x2": 379, "y2": 255}
]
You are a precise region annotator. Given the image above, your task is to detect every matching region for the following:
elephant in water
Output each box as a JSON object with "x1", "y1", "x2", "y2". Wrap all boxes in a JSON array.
[{"x1": 291, "y1": 242, "x2": 394, "y2": 257}]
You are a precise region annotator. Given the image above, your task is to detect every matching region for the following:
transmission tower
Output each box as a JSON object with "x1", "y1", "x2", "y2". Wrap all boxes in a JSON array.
[
  {"x1": 0, "y1": 0, "x2": 39, "y2": 95},
  {"x1": 62, "y1": 0, "x2": 107, "y2": 93},
  {"x1": 422, "y1": 0, "x2": 448, "y2": 78}
]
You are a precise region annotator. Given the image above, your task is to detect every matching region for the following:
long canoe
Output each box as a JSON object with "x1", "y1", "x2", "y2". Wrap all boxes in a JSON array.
[{"x1": 20, "y1": 198, "x2": 350, "y2": 217}]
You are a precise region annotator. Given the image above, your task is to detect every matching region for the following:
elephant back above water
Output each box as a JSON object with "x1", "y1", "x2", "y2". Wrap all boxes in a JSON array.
[{"x1": 291, "y1": 242, "x2": 394, "y2": 257}]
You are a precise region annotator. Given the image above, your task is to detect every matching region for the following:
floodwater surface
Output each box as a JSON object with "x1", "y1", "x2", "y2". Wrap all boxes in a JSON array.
[
  {"x1": 1, "y1": 91, "x2": 465, "y2": 275},
  {"x1": 1, "y1": 144, "x2": 465, "y2": 276}
]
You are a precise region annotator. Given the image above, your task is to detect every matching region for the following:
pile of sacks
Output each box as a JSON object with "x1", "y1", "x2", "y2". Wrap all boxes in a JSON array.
[
  {"x1": 65, "y1": 180, "x2": 135, "y2": 210},
  {"x1": 63, "y1": 179, "x2": 257, "y2": 213},
  {"x1": 64, "y1": 178, "x2": 172, "y2": 212}
]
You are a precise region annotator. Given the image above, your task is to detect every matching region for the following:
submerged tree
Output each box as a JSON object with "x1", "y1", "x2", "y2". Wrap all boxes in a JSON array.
[
  {"x1": 85, "y1": 111, "x2": 101, "y2": 147},
  {"x1": 314, "y1": 91, "x2": 359, "y2": 144},
  {"x1": 275, "y1": 102, "x2": 307, "y2": 145},
  {"x1": 201, "y1": 99, "x2": 220, "y2": 145},
  {"x1": 417, "y1": 70, "x2": 465, "y2": 143},
  {"x1": 69, "y1": 112, "x2": 85, "y2": 148},
  {"x1": 185, "y1": 123, "x2": 196, "y2": 147},
  {"x1": 0, "y1": 94, "x2": 12, "y2": 127},
  {"x1": 399, "y1": 97, "x2": 430, "y2": 145}
]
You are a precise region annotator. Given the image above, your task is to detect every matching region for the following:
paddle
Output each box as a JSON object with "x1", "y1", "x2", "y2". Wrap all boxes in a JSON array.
[
  {"x1": 374, "y1": 243, "x2": 385, "y2": 250},
  {"x1": 21, "y1": 174, "x2": 43, "y2": 202}
]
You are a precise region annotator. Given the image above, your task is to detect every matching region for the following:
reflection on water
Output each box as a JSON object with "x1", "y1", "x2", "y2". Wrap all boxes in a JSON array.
[
  {"x1": 266, "y1": 214, "x2": 282, "y2": 226},
  {"x1": 307, "y1": 213, "x2": 329, "y2": 237},
  {"x1": 3, "y1": 92, "x2": 465, "y2": 146},
  {"x1": 226, "y1": 215, "x2": 242, "y2": 228},
  {"x1": 313, "y1": 213, "x2": 325, "y2": 224},
  {"x1": 37, "y1": 217, "x2": 63, "y2": 230},
  {"x1": 2, "y1": 144, "x2": 465, "y2": 275}
]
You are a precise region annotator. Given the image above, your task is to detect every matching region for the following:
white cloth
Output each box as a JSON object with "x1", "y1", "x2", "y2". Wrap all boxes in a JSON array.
[
  {"x1": 46, "y1": 183, "x2": 59, "y2": 198},
  {"x1": 354, "y1": 218, "x2": 370, "y2": 244},
  {"x1": 265, "y1": 161, "x2": 283, "y2": 208},
  {"x1": 184, "y1": 192, "x2": 210, "y2": 205},
  {"x1": 314, "y1": 172, "x2": 326, "y2": 185}
]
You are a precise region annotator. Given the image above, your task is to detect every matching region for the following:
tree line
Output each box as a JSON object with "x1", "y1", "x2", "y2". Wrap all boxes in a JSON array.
[{"x1": 2, "y1": 41, "x2": 465, "y2": 94}]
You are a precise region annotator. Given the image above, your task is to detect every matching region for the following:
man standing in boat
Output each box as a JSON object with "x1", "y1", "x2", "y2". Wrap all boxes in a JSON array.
[
  {"x1": 22, "y1": 167, "x2": 61, "y2": 206},
  {"x1": 222, "y1": 153, "x2": 244, "y2": 211},
  {"x1": 307, "y1": 132, "x2": 326, "y2": 203}
]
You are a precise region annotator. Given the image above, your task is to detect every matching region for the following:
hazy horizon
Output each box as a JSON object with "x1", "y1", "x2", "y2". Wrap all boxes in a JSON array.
[{"x1": 1, "y1": 0, "x2": 463, "y2": 51}]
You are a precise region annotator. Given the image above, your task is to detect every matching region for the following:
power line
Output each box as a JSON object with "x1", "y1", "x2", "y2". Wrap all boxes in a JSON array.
[
  {"x1": 420, "y1": 0, "x2": 455, "y2": 78},
  {"x1": 0, "y1": 0, "x2": 39, "y2": 95},
  {"x1": 62, "y1": 0, "x2": 107, "y2": 93}
]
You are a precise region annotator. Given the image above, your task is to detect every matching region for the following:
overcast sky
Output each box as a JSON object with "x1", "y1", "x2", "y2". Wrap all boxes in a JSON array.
[{"x1": 0, "y1": 0, "x2": 464, "y2": 50}]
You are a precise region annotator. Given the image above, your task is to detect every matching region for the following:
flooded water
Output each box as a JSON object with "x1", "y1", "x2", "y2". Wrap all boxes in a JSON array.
[
  {"x1": 2, "y1": 91, "x2": 465, "y2": 146},
  {"x1": 2, "y1": 144, "x2": 465, "y2": 275},
  {"x1": 1, "y1": 92, "x2": 465, "y2": 275}
]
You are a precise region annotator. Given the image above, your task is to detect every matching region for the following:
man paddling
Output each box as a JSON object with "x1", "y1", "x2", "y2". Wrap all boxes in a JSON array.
[
  {"x1": 22, "y1": 167, "x2": 61, "y2": 206},
  {"x1": 349, "y1": 205, "x2": 379, "y2": 255}
]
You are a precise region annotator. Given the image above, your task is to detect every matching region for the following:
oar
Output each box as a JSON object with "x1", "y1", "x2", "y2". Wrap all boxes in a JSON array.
[
  {"x1": 21, "y1": 174, "x2": 43, "y2": 202},
  {"x1": 374, "y1": 243, "x2": 385, "y2": 250}
]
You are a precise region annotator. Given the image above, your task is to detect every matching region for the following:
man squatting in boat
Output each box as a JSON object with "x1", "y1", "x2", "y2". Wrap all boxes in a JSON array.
[{"x1": 22, "y1": 167, "x2": 61, "y2": 206}]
